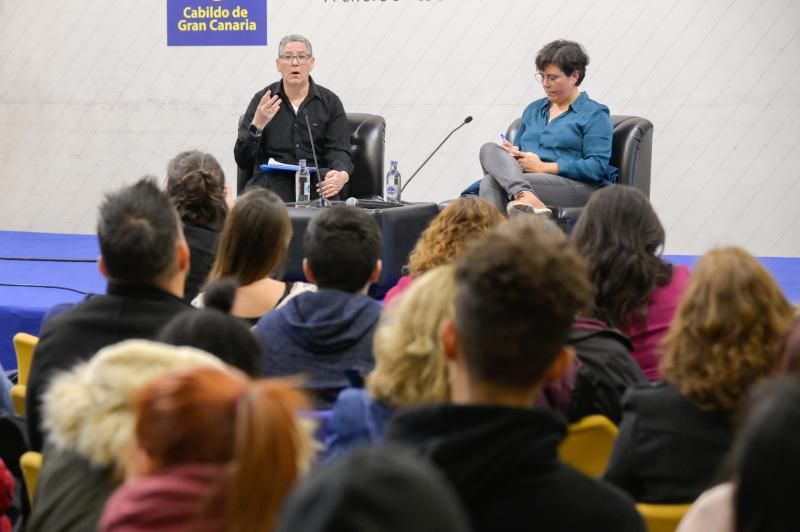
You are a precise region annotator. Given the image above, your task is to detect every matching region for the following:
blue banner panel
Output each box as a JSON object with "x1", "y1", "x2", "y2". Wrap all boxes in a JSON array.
[{"x1": 167, "y1": 0, "x2": 267, "y2": 46}]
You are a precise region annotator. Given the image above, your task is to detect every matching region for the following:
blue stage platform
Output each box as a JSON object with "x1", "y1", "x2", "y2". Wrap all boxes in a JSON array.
[{"x1": 0, "y1": 231, "x2": 798, "y2": 371}]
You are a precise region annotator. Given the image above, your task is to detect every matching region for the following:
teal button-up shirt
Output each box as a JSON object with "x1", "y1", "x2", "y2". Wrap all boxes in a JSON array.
[{"x1": 515, "y1": 92, "x2": 619, "y2": 186}]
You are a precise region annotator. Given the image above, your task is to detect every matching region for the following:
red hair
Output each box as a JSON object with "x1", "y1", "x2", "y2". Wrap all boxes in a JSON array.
[{"x1": 134, "y1": 367, "x2": 310, "y2": 532}]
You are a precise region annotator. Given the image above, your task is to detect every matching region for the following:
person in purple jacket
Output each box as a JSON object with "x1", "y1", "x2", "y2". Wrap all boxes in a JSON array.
[{"x1": 480, "y1": 39, "x2": 618, "y2": 216}]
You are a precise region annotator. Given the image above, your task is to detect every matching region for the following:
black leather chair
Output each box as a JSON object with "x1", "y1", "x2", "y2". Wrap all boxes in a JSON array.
[
  {"x1": 236, "y1": 113, "x2": 386, "y2": 198},
  {"x1": 503, "y1": 115, "x2": 654, "y2": 229}
]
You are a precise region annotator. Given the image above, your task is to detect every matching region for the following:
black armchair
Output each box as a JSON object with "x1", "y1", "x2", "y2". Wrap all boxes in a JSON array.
[{"x1": 236, "y1": 112, "x2": 386, "y2": 198}]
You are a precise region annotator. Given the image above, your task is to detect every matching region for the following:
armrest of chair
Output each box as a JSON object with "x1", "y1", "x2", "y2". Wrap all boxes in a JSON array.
[
  {"x1": 345, "y1": 113, "x2": 386, "y2": 199},
  {"x1": 610, "y1": 116, "x2": 654, "y2": 198}
]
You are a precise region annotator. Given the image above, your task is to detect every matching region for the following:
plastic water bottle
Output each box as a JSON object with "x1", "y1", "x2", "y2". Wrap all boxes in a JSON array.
[
  {"x1": 295, "y1": 159, "x2": 310, "y2": 205},
  {"x1": 385, "y1": 160, "x2": 401, "y2": 203}
]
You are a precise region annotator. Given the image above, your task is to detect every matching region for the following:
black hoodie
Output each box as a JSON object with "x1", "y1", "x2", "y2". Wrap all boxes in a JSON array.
[{"x1": 386, "y1": 404, "x2": 645, "y2": 532}]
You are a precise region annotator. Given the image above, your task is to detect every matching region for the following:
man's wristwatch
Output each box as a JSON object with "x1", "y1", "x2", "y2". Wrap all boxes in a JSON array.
[{"x1": 248, "y1": 123, "x2": 262, "y2": 136}]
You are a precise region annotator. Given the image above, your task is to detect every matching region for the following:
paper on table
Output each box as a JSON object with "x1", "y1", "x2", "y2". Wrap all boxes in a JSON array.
[{"x1": 259, "y1": 158, "x2": 317, "y2": 173}]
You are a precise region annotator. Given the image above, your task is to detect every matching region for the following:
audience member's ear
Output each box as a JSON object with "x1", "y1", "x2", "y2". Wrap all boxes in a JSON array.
[
  {"x1": 176, "y1": 238, "x2": 190, "y2": 273},
  {"x1": 440, "y1": 319, "x2": 460, "y2": 363},
  {"x1": 98, "y1": 256, "x2": 109, "y2": 279},
  {"x1": 302, "y1": 258, "x2": 317, "y2": 284},
  {"x1": 540, "y1": 345, "x2": 575, "y2": 386},
  {"x1": 368, "y1": 259, "x2": 383, "y2": 285}
]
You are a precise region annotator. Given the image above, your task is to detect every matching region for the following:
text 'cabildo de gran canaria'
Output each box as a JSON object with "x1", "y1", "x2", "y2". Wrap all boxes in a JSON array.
[{"x1": 178, "y1": 6, "x2": 256, "y2": 32}]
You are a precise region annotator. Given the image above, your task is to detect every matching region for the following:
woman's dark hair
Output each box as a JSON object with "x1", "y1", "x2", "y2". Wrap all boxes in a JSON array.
[
  {"x1": 535, "y1": 40, "x2": 590, "y2": 85},
  {"x1": 157, "y1": 279, "x2": 263, "y2": 375},
  {"x1": 730, "y1": 377, "x2": 800, "y2": 532},
  {"x1": 207, "y1": 188, "x2": 292, "y2": 286},
  {"x1": 570, "y1": 185, "x2": 672, "y2": 330},
  {"x1": 166, "y1": 150, "x2": 227, "y2": 232}
]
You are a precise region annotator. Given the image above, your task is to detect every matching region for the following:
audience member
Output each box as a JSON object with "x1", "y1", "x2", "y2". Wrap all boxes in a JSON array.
[
  {"x1": 277, "y1": 445, "x2": 471, "y2": 532},
  {"x1": 571, "y1": 185, "x2": 690, "y2": 380},
  {"x1": 678, "y1": 377, "x2": 800, "y2": 532},
  {"x1": 158, "y1": 279, "x2": 262, "y2": 376},
  {"x1": 0, "y1": 459, "x2": 11, "y2": 532},
  {"x1": 779, "y1": 315, "x2": 800, "y2": 373},
  {"x1": 26, "y1": 178, "x2": 192, "y2": 451},
  {"x1": 383, "y1": 197, "x2": 504, "y2": 304},
  {"x1": 254, "y1": 206, "x2": 382, "y2": 405},
  {"x1": 604, "y1": 247, "x2": 793, "y2": 504},
  {"x1": 99, "y1": 366, "x2": 313, "y2": 532},
  {"x1": 325, "y1": 265, "x2": 455, "y2": 458},
  {"x1": 165, "y1": 150, "x2": 229, "y2": 302},
  {"x1": 195, "y1": 188, "x2": 314, "y2": 324},
  {"x1": 26, "y1": 341, "x2": 223, "y2": 532},
  {"x1": 386, "y1": 217, "x2": 645, "y2": 532}
]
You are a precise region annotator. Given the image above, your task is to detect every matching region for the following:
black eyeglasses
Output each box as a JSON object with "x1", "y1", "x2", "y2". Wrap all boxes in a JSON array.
[{"x1": 279, "y1": 54, "x2": 312, "y2": 64}]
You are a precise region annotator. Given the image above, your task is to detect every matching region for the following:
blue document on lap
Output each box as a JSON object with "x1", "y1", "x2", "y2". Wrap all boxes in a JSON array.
[{"x1": 260, "y1": 158, "x2": 317, "y2": 173}]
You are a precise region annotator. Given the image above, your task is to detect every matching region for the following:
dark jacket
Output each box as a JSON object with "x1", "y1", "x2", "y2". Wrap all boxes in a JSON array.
[
  {"x1": 26, "y1": 282, "x2": 191, "y2": 451},
  {"x1": 543, "y1": 318, "x2": 647, "y2": 424},
  {"x1": 182, "y1": 223, "x2": 219, "y2": 303},
  {"x1": 386, "y1": 404, "x2": 645, "y2": 532},
  {"x1": 604, "y1": 382, "x2": 735, "y2": 503},
  {"x1": 254, "y1": 289, "x2": 380, "y2": 399}
]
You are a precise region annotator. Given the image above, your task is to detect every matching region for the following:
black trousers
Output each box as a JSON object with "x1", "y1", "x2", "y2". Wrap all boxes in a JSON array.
[{"x1": 246, "y1": 170, "x2": 341, "y2": 203}]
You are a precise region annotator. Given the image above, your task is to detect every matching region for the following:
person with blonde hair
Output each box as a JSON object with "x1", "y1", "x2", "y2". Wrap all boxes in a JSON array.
[
  {"x1": 99, "y1": 366, "x2": 313, "y2": 532},
  {"x1": 604, "y1": 247, "x2": 794, "y2": 504},
  {"x1": 383, "y1": 197, "x2": 504, "y2": 304},
  {"x1": 325, "y1": 265, "x2": 457, "y2": 458}
]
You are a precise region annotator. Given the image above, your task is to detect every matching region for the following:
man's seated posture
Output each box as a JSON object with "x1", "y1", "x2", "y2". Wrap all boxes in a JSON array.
[
  {"x1": 254, "y1": 206, "x2": 382, "y2": 404},
  {"x1": 26, "y1": 178, "x2": 192, "y2": 450},
  {"x1": 386, "y1": 218, "x2": 645, "y2": 532},
  {"x1": 234, "y1": 34, "x2": 353, "y2": 202}
]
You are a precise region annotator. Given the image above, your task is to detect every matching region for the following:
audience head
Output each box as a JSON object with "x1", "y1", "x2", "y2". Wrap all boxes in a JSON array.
[
  {"x1": 535, "y1": 39, "x2": 589, "y2": 86},
  {"x1": 276, "y1": 445, "x2": 470, "y2": 532},
  {"x1": 43, "y1": 340, "x2": 225, "y2": 469},
  {"x1": 165, "y1": 150, "x2": 227, "y2": 232},
  {"x1": 571, "y1": 185, "x2": 672, "y2": 330},
  {"x1": 661, "y1": 247, "x2": 793, "y2": 411},
  {"x1": 303, "y1": 206, "x2": 382, "y2": 293},
  {"x1": 157, "y1": 279, "x2": 263, "y2": 376},
  {"x1": 407, "y1": 197, "x2": 504, "y2": 277},
  {"x1": 448, "y1": 217, "x2": 592, "y2": 394},
  {"x1": 368, "y1": 265, "x2": 457, "y2": 408},
  {"x1": 730, "y1": 377, "x2": 800, "y2": 532},
  {"x1": 208, "y1": 188, "x2": 292, "y2": 286},
  {"x1": 97, "y1": 178, "x2": 187, "y2": 287},
  {"x1": 133, "y1": 367, "x2": 312, "y2": 532}
]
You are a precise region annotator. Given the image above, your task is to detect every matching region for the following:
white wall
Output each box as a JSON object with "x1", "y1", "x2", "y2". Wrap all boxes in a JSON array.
[{"x1": 1, "y1": 0, "x2": 799, "y2": 255}]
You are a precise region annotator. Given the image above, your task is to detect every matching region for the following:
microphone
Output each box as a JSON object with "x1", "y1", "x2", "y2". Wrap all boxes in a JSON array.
[
  {"x1": 304, "y1": 112, "x2": 329, "y2": 207},
  {"x1": 401, "y1": 116, "x2": 473, "y2": 194},
  {"x1": 345, "y1": 197, "x2": 358, "y2": 207}
]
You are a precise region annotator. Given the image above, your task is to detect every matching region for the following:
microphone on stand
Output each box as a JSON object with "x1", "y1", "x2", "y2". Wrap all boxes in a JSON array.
[
  {"x1": 401, "y1": 116, "x2": 473, "y2": 194},
  {"x1": 304, "y1": 112, "x2": 330, "y2": 207}
]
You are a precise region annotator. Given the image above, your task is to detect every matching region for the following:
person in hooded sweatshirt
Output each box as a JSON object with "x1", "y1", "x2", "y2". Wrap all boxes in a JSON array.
[
  {"x1": 385, "y1": 216, "x2": 645, "y2": 532},
  {"x1": 254, "y1": 205, "x2": 382, "y2": 405}
]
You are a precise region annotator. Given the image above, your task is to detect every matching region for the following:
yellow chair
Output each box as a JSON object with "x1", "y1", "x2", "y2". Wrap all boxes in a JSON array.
[
  {"x1": 20, "y1": 451, "x2": 43, "y2": 504},
  {"x1": 10, "y1": 333, "x2": 39, "y2": 416},
  {"x1": 557, "y1": 414, "x2": 618, "y2": 478},
  {"x1": 636, "y1": 503, "x2": 692, "y2": 532}
]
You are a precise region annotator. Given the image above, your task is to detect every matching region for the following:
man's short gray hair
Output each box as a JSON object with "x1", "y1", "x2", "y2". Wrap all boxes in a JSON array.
[{"x1": 278, "y1": 34, "x2": 313, "y2": 57}]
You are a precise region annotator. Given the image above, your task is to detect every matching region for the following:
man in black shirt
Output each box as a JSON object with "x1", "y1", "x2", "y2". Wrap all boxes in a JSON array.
[{"x1": 234, "y1": 34, "x2": 353, "y2": 202}]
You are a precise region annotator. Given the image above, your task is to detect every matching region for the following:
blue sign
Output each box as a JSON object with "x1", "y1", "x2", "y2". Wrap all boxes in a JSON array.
[{"x1": 167, "y1": 0, "x2": 267, "y2": 46}]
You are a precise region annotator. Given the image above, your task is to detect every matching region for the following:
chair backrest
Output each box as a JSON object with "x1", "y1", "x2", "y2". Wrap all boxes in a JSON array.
[
  {"x1": 20, "y1": 451, "x2": 43, "y2": 504},
  {"x1": 557, "y1": 414, "x2": 618, "y2": 478},
  {"x1": 505, "y1": 115, "x2": 654, "y2": 198},
  {"x1": 236, "y1": 112, "x2": 386, "y2": 199},
  {"x1": 636, "y1": 503, "x2": 693, "y2": 532},
  {"x1": 14, "y1": 333, "x2": 38, "y2": 386}
]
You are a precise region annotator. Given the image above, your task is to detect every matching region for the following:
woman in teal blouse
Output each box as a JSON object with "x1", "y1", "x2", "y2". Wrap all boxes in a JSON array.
[{"x1": 480, "y1": 40, "x2": 619, "y2": 216}]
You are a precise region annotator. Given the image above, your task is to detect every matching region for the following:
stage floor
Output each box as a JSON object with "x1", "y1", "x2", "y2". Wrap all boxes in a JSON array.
[{"x1": 1, "y1": 230, "x2": 798, "y2": 370}]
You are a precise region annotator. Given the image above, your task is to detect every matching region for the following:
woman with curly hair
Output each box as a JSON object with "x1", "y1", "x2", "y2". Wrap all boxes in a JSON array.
[
  {"x1": 571, "y1": 185, "x2": 691, "y2": 380},
  {"x1": 324, "y1": 265, "x2": 456, "y2": 458},
  {"x1": 166, "y1": 151, "x2": 230, "y2": 302},
  {"x1": 604, "y1": 247, "x2": 793, "y2": 504},
  {"x1": 383, "y1": 197, "x2": 504, "y2": 304}
]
